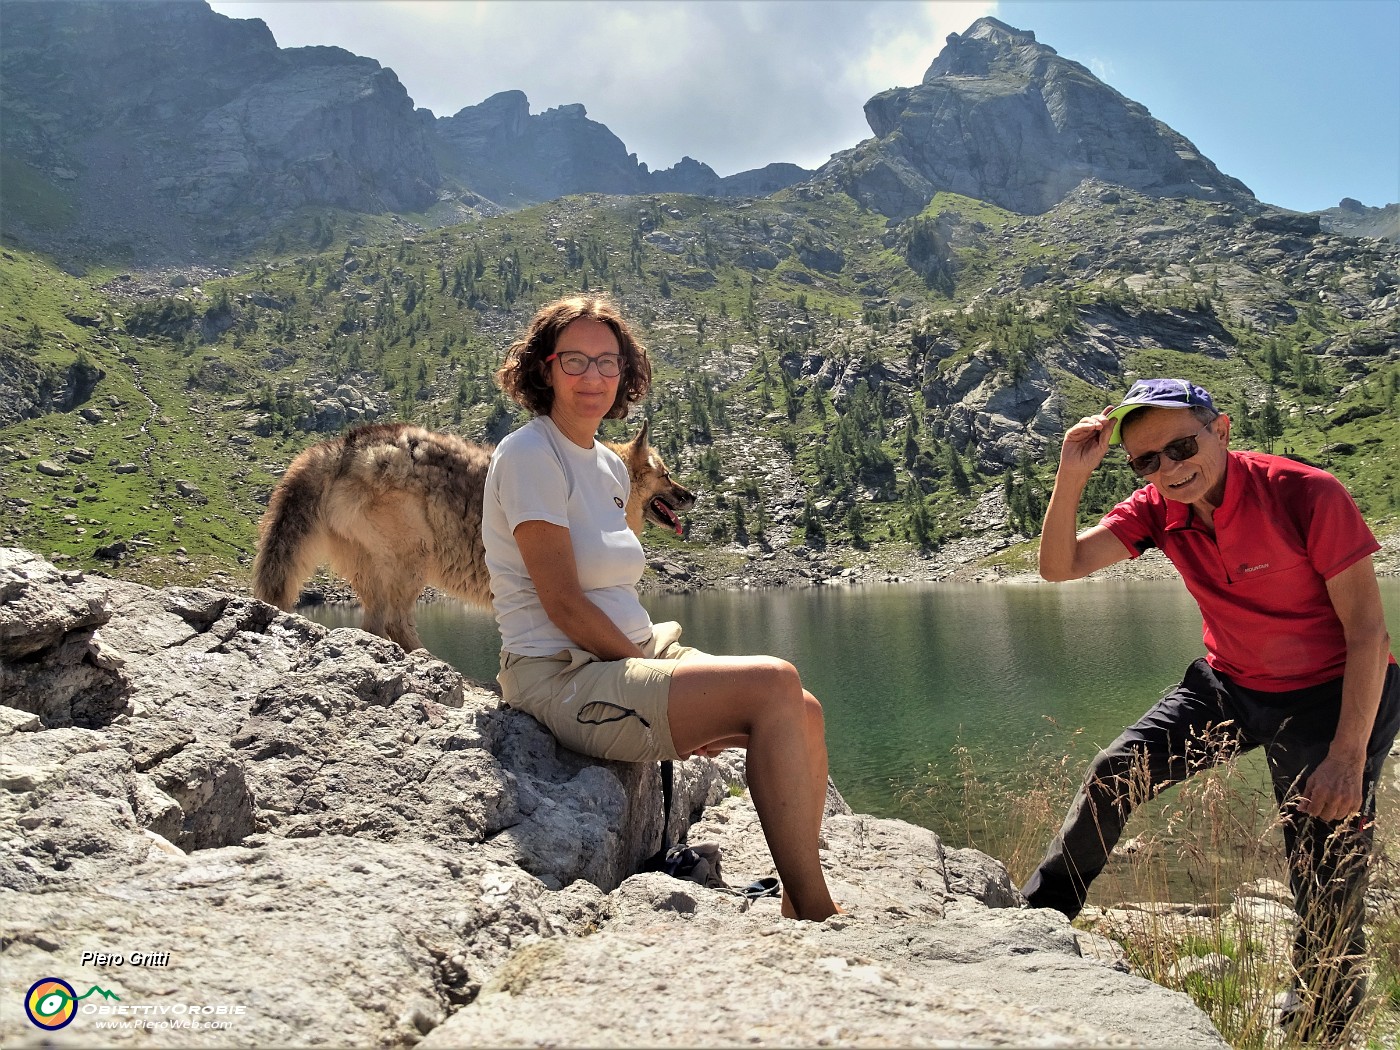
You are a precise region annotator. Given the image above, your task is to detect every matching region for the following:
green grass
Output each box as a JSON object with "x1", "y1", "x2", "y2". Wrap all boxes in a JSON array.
[
  {"x1": 2, "y1": 179, "x2": 1397, "y2": 587},
  {"x1": 915, "y1": 191, "x2": 1021, "y2": 229},
  {"x1": 981, "y1": 539, "x2": 1040, "y2": 574},
  {"x1": 0, "y1": 155, "x2": 78, "y2": 232},
  {"x1": 0, "y1": 249, "x2": 294, "y2": 582}
]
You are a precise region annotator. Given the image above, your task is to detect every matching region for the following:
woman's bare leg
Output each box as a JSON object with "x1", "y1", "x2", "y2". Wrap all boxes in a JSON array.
[
  {"x1": 780, "y1": 690, "x2": 831, "y2": 918},
  {"x1": 668, "y1": 656, "x2": 838, "y2": 921},
  {"x1": 685, "y1": 702, "x2": 830, "y2": 919}
]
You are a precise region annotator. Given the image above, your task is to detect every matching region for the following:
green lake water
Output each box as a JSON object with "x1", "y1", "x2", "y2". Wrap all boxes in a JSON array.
[{"x1": 304, "y1": 577, "x2": 1400, "y2": 896}]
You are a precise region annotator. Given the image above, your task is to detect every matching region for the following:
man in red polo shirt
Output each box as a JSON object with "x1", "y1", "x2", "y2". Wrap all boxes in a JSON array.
[{"x1": 1021, "y1": 378, "x2": 1398, "y2": 1042}]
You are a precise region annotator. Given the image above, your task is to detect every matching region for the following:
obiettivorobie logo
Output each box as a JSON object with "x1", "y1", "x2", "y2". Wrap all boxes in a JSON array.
[{"x1": 25, "y1": 978, "x2": 121, "y2": 1030}]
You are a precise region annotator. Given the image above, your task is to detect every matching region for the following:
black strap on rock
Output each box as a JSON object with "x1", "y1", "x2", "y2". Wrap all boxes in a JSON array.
[
  {"x1": 640, "y1": 761, "x2": 735, "y2": 893},
  {"x1": 640, "y1": 759, "x2": 677, "y2": 872},
  {"x1": 659, "y1": 758, "x2": 676, "y2": 850}
]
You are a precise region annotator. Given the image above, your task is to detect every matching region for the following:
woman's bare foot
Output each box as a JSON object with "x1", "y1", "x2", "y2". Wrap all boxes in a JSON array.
[{"x1": 781, "y1": 894, "x2": 845, "y2": 921}]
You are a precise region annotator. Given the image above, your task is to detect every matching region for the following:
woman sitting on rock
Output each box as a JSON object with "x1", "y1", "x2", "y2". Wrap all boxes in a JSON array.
[{"x1": 484, "y1": 294, "x2": 839, "y2": 921}]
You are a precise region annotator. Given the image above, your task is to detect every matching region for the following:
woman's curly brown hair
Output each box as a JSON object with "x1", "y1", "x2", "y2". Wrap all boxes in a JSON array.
[{"x1": 494, "y1": 295, "x2": 651, "y2": 420}]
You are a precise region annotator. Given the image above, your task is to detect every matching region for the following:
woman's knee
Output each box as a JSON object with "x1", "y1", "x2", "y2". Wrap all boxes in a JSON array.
[
  {"x1": 742, "y1": 657, "x2": 810, "y2": 724},
  {"x1": 670, "y1": 657, "x2": 798, "y2": 738},
  {"x1": 749, "y1": 655, "x2": 802, "y2": 697}
]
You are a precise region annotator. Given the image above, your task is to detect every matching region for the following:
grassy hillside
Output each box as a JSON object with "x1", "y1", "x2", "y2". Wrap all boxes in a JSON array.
[{"x1": 2, "y1": 183, "x2": 1397, "y2": 589}]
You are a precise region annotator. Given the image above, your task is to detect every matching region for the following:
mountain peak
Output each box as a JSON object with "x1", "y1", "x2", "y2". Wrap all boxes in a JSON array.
[
  {"x1": 827, "y1": 17, "x2": 1254, "y2": 218},
  {"x1": 965, "y1": 16, "x2": 1037, "y2": 42},
  {"x1": 925, "y1": 17, "x2": 1046, "y2": 81}
]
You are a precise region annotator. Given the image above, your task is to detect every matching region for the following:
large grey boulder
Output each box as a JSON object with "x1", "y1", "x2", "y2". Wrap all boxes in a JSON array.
[
  {"x1": 0, "y1": 549, "x2": 1225, "y2": 1048},
  {"x1": 0, "y1": 548, "x2": 724, "y2": 894},
  {"x1": 422, "y1": 801, "x2": 1226, "y2": 1048}
]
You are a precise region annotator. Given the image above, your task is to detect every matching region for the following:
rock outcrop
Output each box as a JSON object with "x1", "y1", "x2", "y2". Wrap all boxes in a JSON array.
[
  {"x1": 0, "y1": 548, "x2": 1226, "y2": 1047},
  {"x1": 432, "y1": 93, "x2": 811, "y2": 207},
  {"x1": 433, "y1": 92, "x2": 649, "y2": 208},
  {"x1": 0, "y1": 355, "x2": 105, "y2": 429},
  {"x1": 820, "y1": 17, "x2": 1255, "y2": 218},
  {"x1": 1314, "y1": 199, "x2": 1400, "y2": 242}
]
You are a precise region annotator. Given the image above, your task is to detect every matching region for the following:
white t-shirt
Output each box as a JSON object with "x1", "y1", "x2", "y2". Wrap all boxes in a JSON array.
[{"x1": 483, "y1": 415, "x2": 653, "y2": 656}]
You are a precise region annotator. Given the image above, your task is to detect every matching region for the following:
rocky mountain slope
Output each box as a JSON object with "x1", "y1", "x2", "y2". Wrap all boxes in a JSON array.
[
  {"x1": 0, "y1": 8, "x2": 1396, "y2": 590},
  {"x1": 8, "y1": 4, "x2": 1389, "y2": 271},
  {"x1": 1316, "y1": 198, "x2": 1400, "y2": 242},
  {"x1": 2, "y1": 173, "x2": 1398, "y2": 589},
  {"x1": 1, "y1": 0, "x2": 440, "y2": 262},
  {"x1": 818, "y1": 17, "x2": 1253, "y2": 219},
  {"x1": 433, "y1": 91, "x2": 811, "y2": 208},
  {"x1": 0, "y1": 547, "x2": 1232, "y2": 1047},
  {"x1": 0, "y1": 0, "x2": 809, "y2": 264}
]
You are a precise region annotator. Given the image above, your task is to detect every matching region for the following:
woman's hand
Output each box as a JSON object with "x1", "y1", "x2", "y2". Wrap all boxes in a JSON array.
[
  {"x1": 514, "y1": 519, "x2": 645, "y2": 661},
  {"x1": 682, "y1": 734, "x2": 748, "y2": 759}
]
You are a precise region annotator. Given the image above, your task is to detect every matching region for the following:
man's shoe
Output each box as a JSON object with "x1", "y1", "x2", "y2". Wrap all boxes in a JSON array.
[{"x1": 1276, "y1": 988, "x2": 1353, "y2": 1046}]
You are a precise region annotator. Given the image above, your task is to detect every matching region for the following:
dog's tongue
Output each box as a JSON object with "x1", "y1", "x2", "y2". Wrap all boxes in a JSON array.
[{"x1": 652, "y1": 497, "x2": 683, "y2": 536}]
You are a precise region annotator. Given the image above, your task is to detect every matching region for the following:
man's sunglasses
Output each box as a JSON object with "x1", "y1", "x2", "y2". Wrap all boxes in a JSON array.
[
  {"x1": 1126, "y1": 424, "x2": 1212, "y2": 477},
  {"x1": 546, "y1": 351, "x2": 623, "y2": 377}
]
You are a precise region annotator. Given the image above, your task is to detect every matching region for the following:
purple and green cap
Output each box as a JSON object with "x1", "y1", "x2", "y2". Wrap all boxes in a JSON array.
[{"x1": 1104, "y1": 378, "x2": 1216, "y2": 445}]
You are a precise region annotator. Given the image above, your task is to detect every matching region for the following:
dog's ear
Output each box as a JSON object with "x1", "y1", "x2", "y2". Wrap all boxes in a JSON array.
[{"x1": 631, "y1": 418, "x2": 650, "y2": 453}]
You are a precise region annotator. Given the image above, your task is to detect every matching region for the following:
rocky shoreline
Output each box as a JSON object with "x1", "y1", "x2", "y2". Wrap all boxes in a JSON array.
[
  {"x1": 643, "y1": 520, "x2": 1400, "y2": 592},
  {"x1": 292, "y1": 521, "x2": 1400, "y2": 614},
  {"x1": 2, "y1": 546, "x2": 1233, "y2": 1047}
]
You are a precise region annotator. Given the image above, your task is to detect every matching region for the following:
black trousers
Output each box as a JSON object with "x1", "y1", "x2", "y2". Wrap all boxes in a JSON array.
[{"x1": 1022, "y1": 658, "x2": 1400, "y2": 1029}]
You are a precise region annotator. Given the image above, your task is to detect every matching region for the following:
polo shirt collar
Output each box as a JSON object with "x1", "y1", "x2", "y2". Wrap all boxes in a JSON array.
[{"x1": 1162, "y1": 450, "x2": 1241, "y2": 532}]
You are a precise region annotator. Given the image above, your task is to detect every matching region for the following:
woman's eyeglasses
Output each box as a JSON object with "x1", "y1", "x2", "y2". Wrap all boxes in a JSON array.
[
  {"x1": 1126, "y1": 424, "x2": 1212, "y2": 477},
  {"x1": 547, "y1": 351, "x2": 623, "y2": 377}
]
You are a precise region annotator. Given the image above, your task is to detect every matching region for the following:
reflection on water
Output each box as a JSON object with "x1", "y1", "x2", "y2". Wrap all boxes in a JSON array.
[
  {"x1": 303, "y1": 578, "x2": 1399, "y2": 892},
  {"x1": 645, "y1": 582, "x2": 1191, "y2": 813}
]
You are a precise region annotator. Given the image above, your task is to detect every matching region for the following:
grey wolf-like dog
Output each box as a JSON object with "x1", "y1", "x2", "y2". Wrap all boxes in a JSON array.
[{"x1": 253, "y1": 420, "x2": 694, "y2": 651}]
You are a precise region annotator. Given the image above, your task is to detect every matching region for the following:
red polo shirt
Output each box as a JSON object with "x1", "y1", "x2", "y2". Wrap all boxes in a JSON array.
[{"x1": 1102, "y1": 450, "x2": 1383, "y2": 692}]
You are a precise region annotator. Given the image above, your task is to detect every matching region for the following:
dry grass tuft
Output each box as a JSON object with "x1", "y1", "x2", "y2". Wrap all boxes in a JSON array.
[{"x1": 900, "y1": 726, "x2": 1400, "y2": 1048}]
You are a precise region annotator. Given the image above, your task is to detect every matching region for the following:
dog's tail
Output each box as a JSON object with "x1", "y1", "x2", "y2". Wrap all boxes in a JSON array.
[{"x1": 252, "y1": 445, "x2": 335, "y2": 611}]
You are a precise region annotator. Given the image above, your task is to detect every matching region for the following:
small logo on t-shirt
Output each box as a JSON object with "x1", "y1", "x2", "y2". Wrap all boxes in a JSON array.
[
  {"x1": 1239, "y1": 562, "x2": 1270, "y2": 574},
  {"x1": 613, "y1": 496, "x2": 624, "y2": 509}
]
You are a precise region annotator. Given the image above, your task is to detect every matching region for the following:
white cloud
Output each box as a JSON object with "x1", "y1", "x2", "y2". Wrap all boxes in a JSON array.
[
  {"x1": 1085, "y1": 58, "x2": 1115, "y2": 83},
  {"x1": 843, "y1": 2, "x2": 975, "y2": 92},
  {"x1": 208, "y1": 0, "x2": 995, "y2": 175}
]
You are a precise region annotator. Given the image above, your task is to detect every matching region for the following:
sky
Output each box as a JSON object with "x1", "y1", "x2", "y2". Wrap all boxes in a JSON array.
[{"x1": 205, "y1": 0, "x2": 1400, "y2": 213}]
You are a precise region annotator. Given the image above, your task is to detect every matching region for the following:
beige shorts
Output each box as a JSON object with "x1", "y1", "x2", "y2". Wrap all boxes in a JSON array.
[{"x1": 497, "y1": 621, "x2": 703, "y2": 763}]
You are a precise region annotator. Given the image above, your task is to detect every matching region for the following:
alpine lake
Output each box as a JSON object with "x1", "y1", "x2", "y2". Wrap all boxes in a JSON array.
[{"x1": 303, "y1": 577, "x2": 1400, "y2": 902}]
